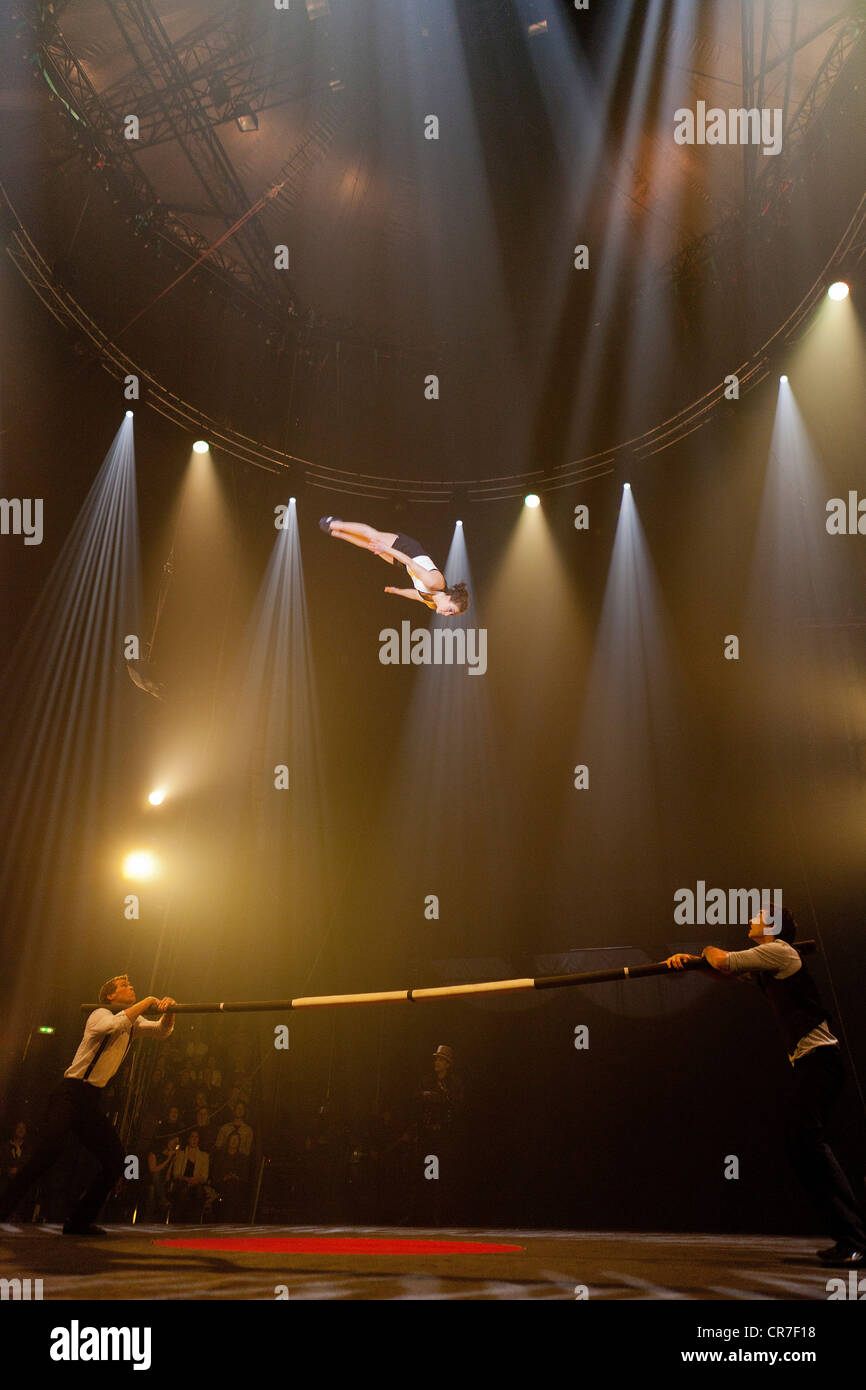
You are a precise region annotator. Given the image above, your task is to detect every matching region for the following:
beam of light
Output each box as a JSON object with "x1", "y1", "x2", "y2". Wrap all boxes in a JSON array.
[
  {"x1": 122, "y1": 850, "x2": 159, "y2": 881},
  {"x1": 122, "y1": 441, "x2": 248, "y2": 1009},
  {"x1": 368, "y1": 522, "x2": 506, "y2": 968},
  {"x1": 779, "y1": 375, "x2": 788, "y2": 383},
  {"x1": 486, "y1": 497, "x2": 587, "y2": 712},
  {"x1": 0, "y1": 414, "x2": 141, "y2": 1067},
  {"x1": 743, "y1": 375, "x2": 866, "y2": 886},
  {"x1": 748, "y1": 383, "x2": 843, "y2": 638},
  {"x1": 555, "y1": 485, "x2": 691, "y2": 952},
  {"x1": 828, "y1": 281, "x2": 849, "y2": 300},
  {"x1": 192, "y1": 439, "x2": 210, "y2": 453},
  {"x1": 585, "y1": 0, "x2": 696, "y2": 438},
  {"x1": 229, "y1": 498, "x2": 326, "y2": 975},
  {"x1": 745, "y1": 382, "x2": 852, "y2": 751},
  {"x1": 484, "y1": 498, "x2": 589, "y2": 955},
  {"x1": 787, "y1": 284, "x2": 866, "y2": 430},
  {"x1": 556, "y1": 1, "x2": 675, "y2": 445},
  {"x1": 524, "y1": 493, "x2": 540, "y2": 508},
  {"x1": 144, "y1": 443, "x2": 245, "y2": 798},
  {"x1": 370, "y1": 2, "x2": 516, "y2": 362}
]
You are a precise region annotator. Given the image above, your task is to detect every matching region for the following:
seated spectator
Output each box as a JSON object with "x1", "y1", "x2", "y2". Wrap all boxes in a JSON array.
[
  {"x1": 194, "y1": 1106, "x2": 218, "y2": 1154},
  {"x1": 170, "y1": 1130, "x2": 209, "y2": 1223},
  {"x1": 154, "y1": 1104, "x2": 183, "y2": 1144},
  {"x1": 227, "y1": 1046, "x2": 255, "y2": 1092},
  {"x1": 201, "y1": 1055, "x2": 223, "y2": 1095},
  {"x1": 224, "y1": 1078, "x2": 252, "y2": 1111},
  {"x1": 144, "y1": 1136, "x2": 180, "y2": 1222},
  {"x1": 215, "y1": 1101, "x2": 254, "y2": 1157},
  {"x1": 3, "y1": 1121, "x2": 32, "y2": 1189},
  {"x1": 210, "y1": 1131, "x2": 250, "y2": 1222},
  {"x1": 157, "y1": 1080, "x2": 176, "y2": 1113},
  {"x1": 185, "y1": 1034, "x2": 209, "y2": 1067},
  {"x1": 174, "y1": 1068, "x2": 195, "y2": 1114}
]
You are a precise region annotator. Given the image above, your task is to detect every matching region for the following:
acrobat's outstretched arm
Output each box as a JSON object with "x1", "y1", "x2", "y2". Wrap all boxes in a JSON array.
[{"x1": 384, "y1": 586, "x2": 425, "y2": 603}]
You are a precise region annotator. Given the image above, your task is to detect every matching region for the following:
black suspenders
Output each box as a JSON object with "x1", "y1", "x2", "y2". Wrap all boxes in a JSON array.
[
  {"x1": 81, "y1": 1017, "x2": 131, "y2": 1083},
  {"x1": 82, "y1": 1034, "x2": 111, "y2": 1082}
]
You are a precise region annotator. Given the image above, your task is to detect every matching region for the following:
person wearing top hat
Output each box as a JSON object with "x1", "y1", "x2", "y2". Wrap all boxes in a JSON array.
[{"x1": 415, "y1": 1044, "x2": 465, "y2": 1225}]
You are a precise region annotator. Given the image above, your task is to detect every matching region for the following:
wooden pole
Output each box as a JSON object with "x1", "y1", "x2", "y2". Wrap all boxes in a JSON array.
[{"x1": 81, "y1": 941, "x2": 816, "y2": 1015}]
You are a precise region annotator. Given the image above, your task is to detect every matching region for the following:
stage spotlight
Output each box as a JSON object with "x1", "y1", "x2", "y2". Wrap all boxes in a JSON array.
[
  {"x1": 192, "y1": 440, "x2": 209, "y2": 454},
  {"x1": 828, "y1": 281, "x2": 849, "y2": 301},
  {"x1": 148, "y1": 788, "x2": 166, "y2": 806},
  {"x1": 623, "y1": 483, "x2": 631, "y2": 490},
  {"x1": 122, "y1": 850, "x2": 158, "y2": 881},
  {"x1": 524, "y1": 494, "x2": 541, "y2": 509},
  {"x1": 233, "y1": 103, "x2": 259, "y2": 133},
  {"x1": 125, "y1": 410, "x2": 133, "y2": 418},
  {"x1": 456, "y1": 519, "x2": 463, "y2": 526},
  {"x1": 779, "y1": 375, "x2": 788, "y2": 383}
]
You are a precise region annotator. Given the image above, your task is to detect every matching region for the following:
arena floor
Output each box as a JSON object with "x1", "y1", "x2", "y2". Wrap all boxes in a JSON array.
[{"x1": 0, "y1": 1223, "x2": 835, "y2": 1300}]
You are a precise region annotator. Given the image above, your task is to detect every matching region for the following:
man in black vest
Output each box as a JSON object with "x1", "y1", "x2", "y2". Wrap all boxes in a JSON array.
[
  {"x1": 0, "y1": 974, "x2": 175, "y2": 1235},
  {"x1": 667, "y1": 907, "x2": 866, "y2": 1268}
]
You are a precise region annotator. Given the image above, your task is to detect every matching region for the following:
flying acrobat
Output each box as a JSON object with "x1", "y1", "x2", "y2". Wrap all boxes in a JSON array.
[{"x1": 319, "y1": 518, "x2": 469, "y2": 615}]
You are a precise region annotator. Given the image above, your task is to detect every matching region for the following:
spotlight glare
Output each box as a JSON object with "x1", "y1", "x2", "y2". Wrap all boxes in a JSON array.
[
  {"x1": 125, "y1": 410, "x2": 133, "y2": 418},
  {"x1": 828, "y1": 281, "x2": 849, "y2": 301},
  {"x1": 148, "y1": 787, "x2": 166, "y2": 806},
  {"x1": 122, "y1": 850, "x2": 158, "y2": 881},
  {"x1": 192, "y1": 440, "x2": 210, "y2": 454},
  {"x1": 456, "y1": 519, "x2": 463, "y2": 526},
  {"x1": 623, "y1": 483, "x2": 631, "y2": 490},
  {"x1": 234, "y1": 102, "x2": 259, "y2": 133},
  {"x1": 524, "y1": 494, "x2": 541, "y2": 509},
  {"x1": 779, "y1": 375, "x2": 788, "y2": 383}
]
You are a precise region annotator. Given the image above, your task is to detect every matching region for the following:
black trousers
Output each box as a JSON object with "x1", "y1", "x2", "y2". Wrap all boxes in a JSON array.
[
  {"x1": 785, "y1": 1046, "x2": 866, "y2": 1248},
  {"x1": 0, "y1": 1078, "x2": 124, "y2": 1228}
]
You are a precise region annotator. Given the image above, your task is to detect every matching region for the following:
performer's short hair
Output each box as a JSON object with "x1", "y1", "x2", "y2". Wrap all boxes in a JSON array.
[
  {"x1": 98, "y1": 973, "x2": 129, "y2": 1005},
  {"x1": 769, "y1": 907, "x2": 796, "y2": 943},
  {"x1": 444, "y1": 582, "x2": 469, "y2": 613}
]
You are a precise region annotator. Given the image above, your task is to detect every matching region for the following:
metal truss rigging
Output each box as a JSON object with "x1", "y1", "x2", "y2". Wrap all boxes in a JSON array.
[
  {"x1": 653, "y1": 10, "x2": 864, "y2": 304},
  {"x1": 100, "y1": 0, "x2": 283, "y2": 302},
  {"x1": 7, "y1": 182, "x2": 862, "y2": 504},
  {"x1": 96, "y1": 2, "x2": 315, "y2": 149}
]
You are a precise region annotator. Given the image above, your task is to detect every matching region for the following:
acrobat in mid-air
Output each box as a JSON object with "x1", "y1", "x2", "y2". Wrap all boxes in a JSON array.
[{"x1": 319, "y1": 519, "x2": 469, "y2": 615}]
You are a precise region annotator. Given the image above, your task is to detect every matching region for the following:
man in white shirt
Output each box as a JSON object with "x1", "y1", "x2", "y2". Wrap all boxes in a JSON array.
[
  {"x1": 214, "y1": 1101, "x2": 254, "y2": 1157},
  {"x1": 667, "y1": 906, "x2": 866, "y2": 1269},
  {"x1": 0, "y1": 973, "x2": 175, "y2": 1235}
]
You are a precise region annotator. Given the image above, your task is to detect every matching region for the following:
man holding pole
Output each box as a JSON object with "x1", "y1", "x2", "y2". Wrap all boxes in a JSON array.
[
  {"x1": 0, "y1": 974, "x2": 175, "y2": 1234},
  {"x1": 666, "y1": 906, "x2": 866, "y2": 1269}
]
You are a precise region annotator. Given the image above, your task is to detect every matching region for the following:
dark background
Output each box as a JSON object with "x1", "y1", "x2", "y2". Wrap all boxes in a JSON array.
[{"x1": 1, "y1": 0, "x2": 865, "y2": 1234}]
